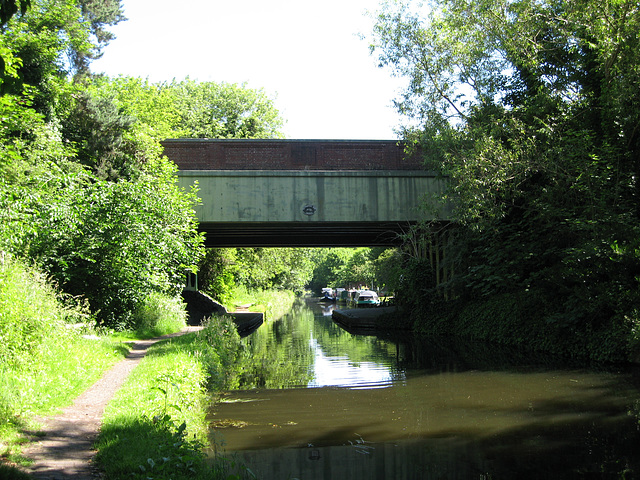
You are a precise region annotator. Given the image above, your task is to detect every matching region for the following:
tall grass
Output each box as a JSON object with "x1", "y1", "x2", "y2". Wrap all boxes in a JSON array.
[
  {"x1": 0, "y1": 255, "x2": 129, "y2": 463},
  {"x1": 95, "y1": 316, "x2": 253, "y2": 479},
  {"x1": 0, "y1": 255, "x2": 79, "y2": 370},
  {"x1": 134, "y1": 291, "x2": 188, "y2": 338}
]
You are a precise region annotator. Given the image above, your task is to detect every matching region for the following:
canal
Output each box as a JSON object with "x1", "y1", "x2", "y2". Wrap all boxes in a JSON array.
[{"x1": 208, "y1": 300, "x2": 640, "y2": 479}]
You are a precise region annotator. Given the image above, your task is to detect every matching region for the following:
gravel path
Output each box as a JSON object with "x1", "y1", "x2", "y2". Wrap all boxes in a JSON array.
[{"x1": 23, "y1": 327, "x2": 203, "y2": 480}]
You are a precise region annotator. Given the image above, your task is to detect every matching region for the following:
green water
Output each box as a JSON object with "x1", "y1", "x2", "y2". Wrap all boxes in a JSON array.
[{"x1": 208, "y1": 300, "x2": 640, "y2": 479}]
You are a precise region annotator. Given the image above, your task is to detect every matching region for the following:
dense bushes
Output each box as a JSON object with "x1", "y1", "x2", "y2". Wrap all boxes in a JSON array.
[
  {"x1": 409, "y1": 273, "x2": 638, "y2": 363},
  {"x1": 1, "y1": 0, "x2": 285, "y2": 330},
  {"x1": 308, "y1": 247, "x2": 402, "y2": 294},
  {"x1": 134, "y1": 292, "x2": 188, "y2": 338},
  {"x1": 396, "y1": 218, "x2": 640, "y2": 363},
  {"x1": 1, "y1": 161, "x2": 203, "y2": 330},
  {"x1": 371, "y1": 0, "x2": 640, "y2": 363}
]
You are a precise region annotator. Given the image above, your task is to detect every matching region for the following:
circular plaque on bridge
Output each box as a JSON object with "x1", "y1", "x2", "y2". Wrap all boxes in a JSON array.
[{"x1": 302, "y1": 204, "x2": 317, "y2": 216}]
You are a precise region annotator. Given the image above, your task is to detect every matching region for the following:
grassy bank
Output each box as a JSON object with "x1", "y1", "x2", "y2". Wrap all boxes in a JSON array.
[
  {"x1": 223, "y1": 286, "x2": 296, "y2": 321},
  {"x1": 0, "y1": 335, "x2": 128, "y2": 464},
  {"x1": 95, "y1": 316, "x2": 254, "y2": 480},
  {"x1": 0, "y1": 254, "x2": 194, "y2": 474},
  {"x1": 1, "y1": 254, "x2": 293, "y2": 478},
  {"x1": 0, "y1": 257, "x2": 130, "y2": 465},
  {"x1": 96, "y1": 288, "x2": 298, "y2": 479}
]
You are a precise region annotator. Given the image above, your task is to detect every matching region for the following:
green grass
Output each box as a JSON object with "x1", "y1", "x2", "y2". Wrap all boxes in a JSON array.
[
  {"x1": 226, "y1": 287, "x2": 295, "y2": 321},
  {"x1": 95, "y1": 334, "x2": 209, "y2": 479},
  {"x1": 134, "y1": 291, "x2": 188, "y2": 338},
  {"x1": 0, "y1": 256, "x2": 191, "y2": 474},
  {"x1": 0, "y1": 463, "x2": 32, "y2": 479},
  {"x1": 95, "y1": 316, "x2": 254, "y2": 480},
  {"x1": 0, "y1": 335, "x2": 128, "y2": 453},
  {"x1": 0, "y1": 256, "x2": 288, "y2": 478},
  {"x1": 0, "y1": 256, "x2": 131, "y2": 467}
]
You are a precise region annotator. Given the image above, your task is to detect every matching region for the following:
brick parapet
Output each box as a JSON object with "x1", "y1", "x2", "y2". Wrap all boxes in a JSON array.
[{"x1": 161, "y1": 139, "x2": 425, "y2": 171}]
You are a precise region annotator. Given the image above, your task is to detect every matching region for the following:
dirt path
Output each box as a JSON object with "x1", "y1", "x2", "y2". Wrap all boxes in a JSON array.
[{"x1": 23, "y1": 327, "x2": 203, "y2": 480}]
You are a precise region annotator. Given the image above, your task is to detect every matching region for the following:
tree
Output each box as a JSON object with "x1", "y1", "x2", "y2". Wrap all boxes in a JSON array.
[
  {"x1": 11, "y1": 166, "x2": 203, "y2": 328},
  {"x1": 171, "y1": 78, "x2": 284, "y2": 139},
  {"x1": 0, "y1": 1, "x2": 205, "y2": 328},
  {"x1": 61, "y1": 88, "x2": 136, "y2": 179},
  {"x1": 232, "y1": 248, "x2": 313, "y2": 294},
  {"x1": 0, "y1": 0, "x2": 30, "y2": 25},
  {"x1": 1, "y1": 2, "x2": 290, "y2": 327},
  {"x1": 374, "y1": 248, "x2": 403, "y2": 294},
  {"x1": 342, "y1": 248, "x2": 377, "y2": 289},
  {"x1": 372, "y1": 0, "x2": 640, "y2": 235},
  {"x1": 0, "y1": 0, "x2": 29, "y2": 84},
  {"x1": 73, "y1": 0, "x2": 125, "y2": 73},
  {"x1": 369, "y1": 0, "x2": 640, "y2": 356},
  {"x1": 197, "y1": 248, "x2": 238, "y2": 304},
  {"x1": 1, "y1": 0, "x2": 123, "y2": 115},
  {"x1": 309, "y1": 248, "x2": 352, "y2": 293},
  {"x1": 309, "y1": 248, "x2": 397, "y2": 293}
]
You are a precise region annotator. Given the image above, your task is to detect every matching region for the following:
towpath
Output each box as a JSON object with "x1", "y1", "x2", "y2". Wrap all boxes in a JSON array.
[{"x1": 23, "y1": 326, "x2": 203, "y2": 480}]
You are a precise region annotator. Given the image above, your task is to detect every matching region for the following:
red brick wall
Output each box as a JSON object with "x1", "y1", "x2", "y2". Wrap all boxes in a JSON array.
[{"x1": 161, "y1": 139, "x2": 425, "y2": 170}]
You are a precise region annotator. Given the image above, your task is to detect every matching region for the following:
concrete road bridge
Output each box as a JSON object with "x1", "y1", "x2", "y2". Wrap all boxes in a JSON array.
[{"x1": 164, "y1": 139, "x2": 451, "y2": 247}]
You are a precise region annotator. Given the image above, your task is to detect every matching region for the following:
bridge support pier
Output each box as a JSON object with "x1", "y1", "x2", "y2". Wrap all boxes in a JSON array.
[{"x1": 185, "y1": 271, "x2": 198, "y2": 292}]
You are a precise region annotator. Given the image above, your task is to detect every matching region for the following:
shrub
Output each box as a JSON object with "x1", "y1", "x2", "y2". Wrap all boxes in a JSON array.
[
  {"x1": 134, "y1": 292, "x2": 187, "y2": 338},
  {"x1": 195, "y1": 316, "x2": 243, "y2": 390}
]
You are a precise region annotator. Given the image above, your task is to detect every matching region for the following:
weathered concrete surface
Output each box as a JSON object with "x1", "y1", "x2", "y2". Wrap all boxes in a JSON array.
[
  {"x1": 182, "y1": 289, "x2": 227, "y2": 325},
  {"x1": 165, "y1": 139, "x2": 451, "y2": 247},
  {"x1": 177, "y1": 170, "x2": 450, "y2": 246},
  {"x1": 178, "y1": 170, "x2": 448, "y2": 223}
]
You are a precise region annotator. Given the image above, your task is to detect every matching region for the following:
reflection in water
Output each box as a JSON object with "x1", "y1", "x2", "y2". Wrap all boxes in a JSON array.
[
  {"x1": 320, "y1": 304, "x2": 334, "y2": 317},
  {"x1": 309, "y1": 337, "x2": 398, "y2": 388},
  {"x1": 208, "y1": 300, "x2": 640, "y2": 479}
]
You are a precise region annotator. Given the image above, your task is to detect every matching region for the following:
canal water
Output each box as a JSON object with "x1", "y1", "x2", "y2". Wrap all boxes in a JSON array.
[{"x1": 207, "y1": 300, "x2": 640, "y2": 479}]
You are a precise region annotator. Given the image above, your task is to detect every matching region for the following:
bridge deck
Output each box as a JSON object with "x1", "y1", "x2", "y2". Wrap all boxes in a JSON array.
[{"x1": 164, "y1": 139, "x2": 449, "y2": 247}]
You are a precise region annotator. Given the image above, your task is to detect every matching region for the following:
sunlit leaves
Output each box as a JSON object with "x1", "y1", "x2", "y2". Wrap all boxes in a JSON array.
[
  {"x1": 370, "y1": 0, "x2": 510, "y2": 121},
  {"x1": 16, "y1": 173, "x2": 203, "y2": 328},
  {"x1": 171, "y1": 79, "x2": 285, "y2": 140},
  {"x1": 233, "y1": 248, "x2": 314, "y2": 294},
  {"x1": 370, "y1": 0, "x2": 640, "y2": 342}
]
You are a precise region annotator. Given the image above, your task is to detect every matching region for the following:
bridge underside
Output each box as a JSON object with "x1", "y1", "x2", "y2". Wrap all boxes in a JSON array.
[{"x1": 199, "y1": 221, "x2": 418, "y2": 247}]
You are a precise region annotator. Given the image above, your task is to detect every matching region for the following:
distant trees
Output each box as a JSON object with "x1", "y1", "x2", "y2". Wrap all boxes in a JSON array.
[
  {"x1": 196, "y1": 246, "x2": 404, "y2": 305},
  {"x1": 171, "y1": 79, "x2": 285, "y2": 139},
  {"x1": 369, "y1": 0, "x2": 640, "y2": 360},
  {"x1": 198, "y1": 248, "x2": 315, "y2": 303},
  {"x1": 82, "y1": 75, "x2": 284, "y2": 178},
  {"x1": 309, "y1": 248, "x2": 402, "y2": 294}
]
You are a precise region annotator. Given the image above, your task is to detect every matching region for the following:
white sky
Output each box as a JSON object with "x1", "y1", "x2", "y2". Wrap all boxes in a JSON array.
[{"x1": 91, "y1": 0, "x2": 406, "y2": 140}]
